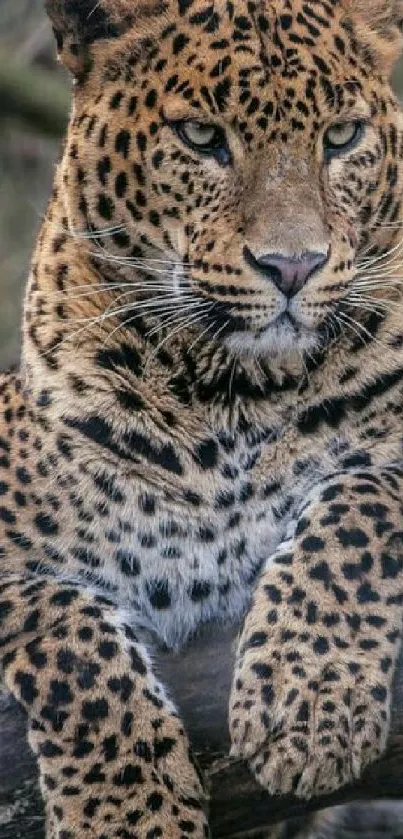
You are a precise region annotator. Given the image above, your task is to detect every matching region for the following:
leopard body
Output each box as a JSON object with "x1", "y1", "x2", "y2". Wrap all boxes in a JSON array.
[{"x1": 0, "y1": 0, "x2": 403, "y2": 837}]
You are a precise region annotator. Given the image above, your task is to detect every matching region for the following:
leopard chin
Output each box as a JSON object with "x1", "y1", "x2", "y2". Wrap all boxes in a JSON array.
[{"x1": 222, "y1": 316, "x2": 320, "y2": 357}]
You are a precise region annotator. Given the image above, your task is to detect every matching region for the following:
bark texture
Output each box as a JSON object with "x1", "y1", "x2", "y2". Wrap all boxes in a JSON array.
[{"x1": 0, "y1": 626, "x2": 402, "y2": 839}]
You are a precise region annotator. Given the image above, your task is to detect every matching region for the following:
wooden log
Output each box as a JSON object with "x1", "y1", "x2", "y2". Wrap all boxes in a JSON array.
[{"x1": 0, "y1": 625, "x2": 402, "y2": 839}]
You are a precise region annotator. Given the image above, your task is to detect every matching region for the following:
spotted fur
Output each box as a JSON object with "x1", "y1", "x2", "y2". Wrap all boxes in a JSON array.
[{"x1": 1, "y1": 0, "x2": 403, "y2": 836}]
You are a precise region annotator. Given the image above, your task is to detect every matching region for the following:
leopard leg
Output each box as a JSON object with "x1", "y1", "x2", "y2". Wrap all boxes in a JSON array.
[
  {"x1": 0, "y1": 574, "x2": 208, "y2": 839},
  {"x1": 230, "y1": 470, "x2": 402, "y2": 799}
]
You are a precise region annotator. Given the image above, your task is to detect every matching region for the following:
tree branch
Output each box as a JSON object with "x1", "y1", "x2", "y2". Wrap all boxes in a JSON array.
[{"x1": 0, "y1": 625, "x2": 402, "y2": 838}]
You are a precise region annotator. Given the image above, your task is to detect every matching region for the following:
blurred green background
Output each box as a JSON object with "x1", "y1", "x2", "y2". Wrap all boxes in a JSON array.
[
  {"x1": 0, "y1": 2, "x2": 403, "y2": 370},
  {"x1": 0, "y1": 0, "x2": 68, "y2": 369}
]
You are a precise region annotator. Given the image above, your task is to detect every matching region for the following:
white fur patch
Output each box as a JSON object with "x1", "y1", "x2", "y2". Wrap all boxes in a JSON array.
[{"x1": 223, "y1": 320, "x2": 319, "y2": 356}]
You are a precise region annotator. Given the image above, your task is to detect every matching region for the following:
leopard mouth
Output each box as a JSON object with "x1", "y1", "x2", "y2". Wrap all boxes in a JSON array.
[
  {"x1": 198, "y1": 303, "x2": 320, "y2": 356},
  {"x1": 204, "y1": 304, "x2": 307, "y2": 334},
  {"x1": 273, "y1": 311, "x2": 300, "y2": 331}
]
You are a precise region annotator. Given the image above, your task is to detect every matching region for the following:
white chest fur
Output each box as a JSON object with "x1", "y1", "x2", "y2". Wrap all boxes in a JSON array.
[{"x1": 102, "y1": 446, "x2": 295, "y2": 648}]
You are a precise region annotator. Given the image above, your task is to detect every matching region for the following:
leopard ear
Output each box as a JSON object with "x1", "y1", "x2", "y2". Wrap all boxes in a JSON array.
[
  {"x1": 346, "y1": 0, "x2": 403, "y2": 72},
  {"x1": 45, "y1": 0, "x2": 166, "y2": 76}
]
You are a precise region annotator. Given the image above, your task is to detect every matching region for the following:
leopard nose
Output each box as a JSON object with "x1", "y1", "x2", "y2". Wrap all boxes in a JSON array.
[{"x1": 244, "y1": 247, "x2": 329, "y2": 298}]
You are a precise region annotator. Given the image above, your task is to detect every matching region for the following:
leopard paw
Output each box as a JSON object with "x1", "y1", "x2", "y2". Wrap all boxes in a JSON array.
[{"x1": 229, "y1": 635, "x2": 390, "y2": 798}]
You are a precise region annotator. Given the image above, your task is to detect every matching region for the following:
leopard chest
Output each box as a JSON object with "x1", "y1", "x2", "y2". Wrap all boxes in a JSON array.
[{"x1": 96, "y1": 433, "x2": 301, "y2": 648}]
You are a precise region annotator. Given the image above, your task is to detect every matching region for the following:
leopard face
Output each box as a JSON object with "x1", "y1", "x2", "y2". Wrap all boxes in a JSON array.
[{"x1": 48, "y1": 0, "x2": 403, "y2": 360}]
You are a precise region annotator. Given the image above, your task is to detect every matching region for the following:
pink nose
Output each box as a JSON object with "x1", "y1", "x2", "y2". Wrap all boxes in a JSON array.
[{"x1": 245, "y1": 248, "x2": 328, "y2": 298}]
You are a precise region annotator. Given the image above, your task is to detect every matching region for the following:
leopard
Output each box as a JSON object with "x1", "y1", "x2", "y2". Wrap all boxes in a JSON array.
[{"x1": 0, "y1": 0, "x2": 403, "y2": 837}]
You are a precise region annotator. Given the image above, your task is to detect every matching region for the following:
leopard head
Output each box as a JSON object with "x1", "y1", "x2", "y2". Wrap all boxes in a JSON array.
[{"x1": 45, "y1": 0, "x2": 403, "y2": 358}]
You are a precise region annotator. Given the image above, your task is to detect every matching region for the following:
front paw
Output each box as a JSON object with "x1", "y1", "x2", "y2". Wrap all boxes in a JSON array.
[{"x1": 229, "y1": 627, "x2": 390, "y2": 799}]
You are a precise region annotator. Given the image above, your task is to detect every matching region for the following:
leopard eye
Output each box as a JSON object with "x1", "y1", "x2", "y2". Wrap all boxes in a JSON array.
[
  {"x1": 324, "y1": 121, "x2": 364, "y2": 159},
  {"x1": 173, "y1": 120, "x2": 231, "y2": 165},
  {"x1": 180, "y1": 121, "x2": 221, "y2": 147}
]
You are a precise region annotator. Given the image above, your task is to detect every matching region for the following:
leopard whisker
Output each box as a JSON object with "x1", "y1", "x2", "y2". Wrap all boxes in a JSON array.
[
  {"x1": 87, "y1": 232, "x2": 192, "y2": 269},
  {"x1": 345, "y1": 294, "x2": 403, "y2": 315},
  {"x1": 356, "y1": 239, "x2": 401, "y2": 265},
  {"x1": 39, "y1": 294, "x2": 202, "y2": 360},
  {"x1": 372, "y1": 219, "x2": 403, "y2": 229},
  {"x1": 99, "y1": 301, "x2": 207, "y2": 351},
  {"x1": 354, "y1": 278, "x2": 403, "y2": 287},
  {"x1": 228, "y1": 356, "x2": 237, "y2": 407},
  {"x1": 186, "y1": 309, "x2": 222, "y2": 353},
  {"x1": 356, "y1": 238, "x2": 403, "y2": 270},
  {"x1": 145, "y1": 300, "x2": 214, "y2": 340},
  {"x1": 69, "y1": 224, "x2": 128, "y2": 240},
  {"x1": 345, "y1": 299, "x2": 392, "y2": 316},
  {"x1": 207, "y1": 317, "x2": 232, "y2": 347},
  {"x1": 69, "y1": 294, "x2": 200, "y2": 328},
  {"x1": 47, "y1": 281, "x2": 181, "y2": 303},
  {"x1": 325, "y1": 313, "x2": 341, "y2": 347},
  {"x1": 331, "y1": 312, "x2": 365, "y2": 347},
  {"x1": 252, "y1": 349, "x2": 267, "y2": 385},
  {"x1": 143, "y1": 306, "x2": 215, "y2": 370},
  {"x1": 354, "y1": 263, "x2": 403, "y2": 278},
  {"x1": 99, "y1": 288, "x2": 197, "y2": 320},
  {"x1": 335, "y1": 310, "x2": 390, "y2": 350},
  {"x1": 351, "y1": 278, "x2": 403, "y2": 290},
  {"x1": 44, "y1": 219, "x2": 128, "y2": 240},
  {"x1": 87, "y1": 248, "x2": 191, "y2": 278},
  {"x1": 348, "y1": 290, "x2": 403, "y2": 304},
  {"x1": 296, "y1": 348, "x2": 312, "y2": 388}
]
